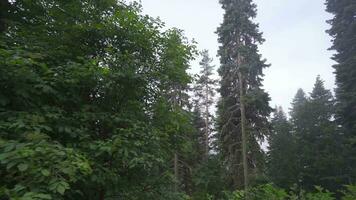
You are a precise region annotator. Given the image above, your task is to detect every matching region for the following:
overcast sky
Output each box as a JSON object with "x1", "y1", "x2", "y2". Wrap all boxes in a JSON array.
[{"x1": 141, "y1": 0, "x2": 336, "y2": 112}]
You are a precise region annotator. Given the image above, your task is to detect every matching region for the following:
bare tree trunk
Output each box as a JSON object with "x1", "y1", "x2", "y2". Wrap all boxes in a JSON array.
[
  {"x1": 98, "y1": 188, "x2": 105, "y2": 200},
  {"x1": 174, "y1": 152, "x2": 179, "y2": 192},
  {"x1": 0, "y1": 0, "x2": 10, "y2": 33},
  {"x1": 204, "y1": 86, "x2": 210, "y2": 160},
  {"x1": 172, "y1": 91, "x2": 180, "y2": 192},
  {"x1": 238, "y1": 57, "x2": 248, "y2": 191}
]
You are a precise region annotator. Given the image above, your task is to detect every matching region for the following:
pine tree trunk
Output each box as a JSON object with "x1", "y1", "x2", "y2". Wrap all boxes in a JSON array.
[
  {"x1": 98, "y1": 188, "x2": 105, "y2": 200},
  {"x1": 204, "y1": 86, "x2": 210, "y2": 160},
  {"x1": 174, "y1": 152, "x2": 179, "y2": 192},
  {"x1": 238, "y1": 58, "x2": 248, "y2": 191}
]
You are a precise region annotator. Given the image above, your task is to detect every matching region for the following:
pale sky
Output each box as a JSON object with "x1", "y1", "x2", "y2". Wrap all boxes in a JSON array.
[{"x1": 141, "y1": 0, "x2": 336, "y2": 112}]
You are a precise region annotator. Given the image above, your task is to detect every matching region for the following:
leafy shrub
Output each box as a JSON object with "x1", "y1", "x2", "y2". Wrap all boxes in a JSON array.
[{"x1": 341, "y1": 185, "x2": 356, "y2": 200}]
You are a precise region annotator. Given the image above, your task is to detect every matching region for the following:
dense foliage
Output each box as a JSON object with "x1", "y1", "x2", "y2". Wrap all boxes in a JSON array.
[
  {"x1": 0, "y1": 0, "x2": 355, "y2": 199},
  {"x1": 326, "y1": 0, "x2": 356, "y2": 184},
  {"x1": 0, "y1": 1, "x2": 197, "y2": 199},
  {"x1": 267, "y1": 77, "x2": 347, "y2": 194}
]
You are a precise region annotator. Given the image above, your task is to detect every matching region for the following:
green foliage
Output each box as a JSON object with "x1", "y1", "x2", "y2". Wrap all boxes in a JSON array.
[
  {"x1": 268, "y1": 77, "x2": 346, "y2": 194},
  {"x1": 1, "y1": 0, "x2": 355, "y2": 199},
  {"x1": 224, "y1": 184, "x2": 288, "y2": 200},
  {"x1": 0, "y1": 139, "x2": 91, "y2": 199},
  {"x1": 341, "y1": 185, "x2": 356, "y2": 200},
  {"x1": 223, "y1": 184, "x2": 353, "y2": 200},
  {"x1": 0, "y1": 0, "x2": 196, "y2": 199},
  {"x1": 267, "y1": 107, "x2": 298, "y2": 189},
  {"x1": 326, "y1": 0, "x2": 356, "y2": 184}
]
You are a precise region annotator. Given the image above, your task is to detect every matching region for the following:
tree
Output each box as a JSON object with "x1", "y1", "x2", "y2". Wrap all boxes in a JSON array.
[
  {"x1": 0, "y1": 0, "x2": 10, "y2": 32},
  {"x1": 288, "y1": 77, "x2": 345, "y2": 193},
  {"x1": 289, "y1": 89, "x2": 309, "y2": 135},
  {"x1": 0, "y1": 1, "x2": 196, "y2": 199},
  {"x1": 153, "y1": 28, "x2": 197, "y2": 193},
  {"x1": 267, "y1": 107, "x2": 298, "y2": 189},
  {"x1": 297, "y1": 77, "x2": 344, "y2": 192},
  {"x1": 326, "y1": 0, "x2": 356, "y2": 183},
  {"x1": 216, "y1": 0, "x2": 272, "y2": 190},
  {"x1": 194, "y1": 50, "x2": 217, "y2": 160}
]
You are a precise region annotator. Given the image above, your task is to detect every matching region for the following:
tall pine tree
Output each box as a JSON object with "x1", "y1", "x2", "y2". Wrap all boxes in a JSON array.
[
  {"x1": 289, "y1": 77, "x2": 345, "y2": 192},
  {"x1": 304, "y1": 76, "x2": 344, "y2": 192},
  {"x1": 216, "y1": 0, "x2": 272, "y2": 190},
  {"x1": 267, "y1": 107, "x2": 298, "y2": 189},
  {"x1": 194, "y1": 50, "x2": 217, "y2": 160},
  {"x1": 326, "y1": 0, "x2": 356, "y2": 183}
]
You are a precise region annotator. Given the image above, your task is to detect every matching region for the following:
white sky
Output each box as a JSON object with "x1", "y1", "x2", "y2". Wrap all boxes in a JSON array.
[{"x1": 141, "y1": 0, "x2": 336, "y2": 112}]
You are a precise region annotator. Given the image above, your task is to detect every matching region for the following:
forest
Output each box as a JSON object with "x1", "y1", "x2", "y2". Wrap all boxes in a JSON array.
[{"x1": 0, "y1": 0, "x2": 355, "y2": 199}]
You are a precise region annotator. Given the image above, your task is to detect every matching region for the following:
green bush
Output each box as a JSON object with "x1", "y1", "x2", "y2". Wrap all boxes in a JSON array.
[
  {"x1": 222, "y1": 184, "x2": 356, "y2": 200},
  {"x1": 341, "y1": 185, "x2": 356, "y2": 200}
]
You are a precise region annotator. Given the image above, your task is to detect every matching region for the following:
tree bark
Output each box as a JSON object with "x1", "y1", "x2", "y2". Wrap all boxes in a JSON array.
[
  {"x1": 0, "y1": 0, "x2": 10, "y2": 33},
  {"x1": 204, "y1": 86, "x2": 210, "y2": 160},
  {"x1": 174, "y1": 152, "x2": 179, "y2": 192},
  {"x1": 238, "y1": 55, "x2": 248, "y2": 191},
  {"x1": 98, "y1": 188, "x2": 105, "y2": 200}
]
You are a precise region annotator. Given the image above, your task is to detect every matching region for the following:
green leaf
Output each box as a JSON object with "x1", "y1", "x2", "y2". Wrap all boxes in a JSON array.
[
  {"x1": 18, "y1": 163, "x2": 28, "y2": 172},
  {"x1": 6, "y1": 161, "x2": 18, "y2": 170},
  {"x1": 4, "y1": 143, "x2": 15, "y2": 152},
  {"x1": 56, "y1": 184, "x2": 66, "y2": 195},
  {"x1": 41, "y1": 169, "x2": 50, "y2": 177},
  {"x1": 34, "y1": 193, "x2": 52, "y2": 199}
]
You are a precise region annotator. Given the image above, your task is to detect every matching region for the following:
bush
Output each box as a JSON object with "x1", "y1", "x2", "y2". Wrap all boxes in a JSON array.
[{"x1": 222, "y1": 184, "x2": 356, "y2": 200}]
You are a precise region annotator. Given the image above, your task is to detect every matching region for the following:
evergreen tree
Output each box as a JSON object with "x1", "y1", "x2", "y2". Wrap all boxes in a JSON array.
[
  {"x1": 289, "y1": 89, "x2": 309, "y2": 135},
  {"x1": 267, "y1": 107, "x2": 298, "y2": 189},
  {"x1": 194, "y1": 50, "x2": 217, "y2": 160},
  {"x1": 326, "y1": 0, "x2": 356, "y2": 183},
  {"x1": 216, "y1": 0, "x2": 272, "y2": 189},
  {"x1": 288, "y1": 77, "x2": 345, "y2": 192},
  {"x1": 298, "y1": 77, "x2": 344, "y2": 192}
]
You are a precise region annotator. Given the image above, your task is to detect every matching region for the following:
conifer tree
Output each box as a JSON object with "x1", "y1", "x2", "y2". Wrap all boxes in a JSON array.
[
  {"x1": 290, "y1": 89, "x2": 309, "y2": 135},
  {"x1": 326, "y1": 0, "x2": 356, "y2": 182},
  {"x1": 267, "y1": 107, "x2": 298, "y2": 189},
  {"x1": 288, "y1": 78, "x2": 345, "y2": 192},
  {"x1": 217, "y1": 0, "x2": 272, "y2": 190},
  {"x1": 194, "y1": 50, "x2": 216, "y2": 160},
  {"x1": 298, "y1": 77, "x2": 343, "y2": 191}
]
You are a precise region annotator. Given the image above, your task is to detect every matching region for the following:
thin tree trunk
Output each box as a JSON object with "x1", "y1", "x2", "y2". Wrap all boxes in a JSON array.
[
  {"x1": 172, "y1": 90, "x2": 180, "y2": 192},
  {"x1": 174, "y1": 152, "x2": 179, "y2": 192},
  {"x1": 204, "y1": 86, "x2": 210, "y2": 160},
  {"x1": 98, "y1": 188, "x2": 105, "y2": 200},
  {"x1": 238, "y1": 57, "x2": 248, "y2": 191}
]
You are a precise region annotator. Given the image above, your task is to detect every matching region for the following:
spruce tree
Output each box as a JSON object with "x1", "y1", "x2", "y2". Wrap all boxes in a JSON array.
[
  {"x1": 326, "y1": 0, "x2": 356, "y2": 132},
  {"x1": 290, "y1": 77, "x2": 345, "y2": 192},
  {"x1": 290, "y1": 89, "x2": 309, "y2": 135},
  {"x1": 217, "y1": 0, "x2": 272, "y2": 189},
  {"x1": 305, "y1": 76, "x2": 344, "y2": 192},
  {"x1": 194, "y1": 50, "x2": 217, "y2": 160},
  {"x1": 267, "y1": 107, "x2": 298, "y2": 189},
  {"x1": 326, "y1": 0, "x2": 356, "y2": 182}
]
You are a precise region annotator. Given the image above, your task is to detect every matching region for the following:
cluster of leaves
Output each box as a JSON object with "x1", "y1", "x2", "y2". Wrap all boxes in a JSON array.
[
  {"x1": 0, "y1": 0, "x2": 197, "y2": 199},
  {"x1": 224, "y1": 184, "x2": 356, "y2": 200}
]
